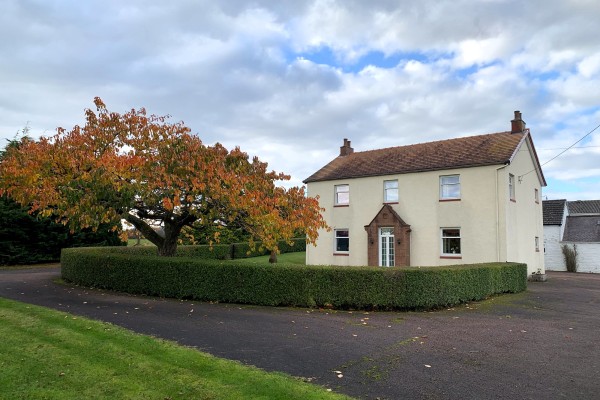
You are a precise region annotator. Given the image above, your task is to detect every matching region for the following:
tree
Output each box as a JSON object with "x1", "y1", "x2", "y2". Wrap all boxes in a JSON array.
[
  {"x1": 0, "y1": 98, "x2": 327, "y2": 257},
  {"x1": 0, "y1": 194, "x2": 124, "y2": 265},
  {"x1": 0, "y1": 131, "x2": 123, "y2": 265}
]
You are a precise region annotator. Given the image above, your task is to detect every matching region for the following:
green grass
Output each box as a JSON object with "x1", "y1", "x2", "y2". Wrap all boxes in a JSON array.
[
  {"x1": 231, "y1": 251, "x2": 306, "y2": 265},
  {"x1": 127, "y1": 238, "x2": 155, "y2": 246},
  {"x1": 0, "y1": 297, "x2": 349, "y2": 400}
]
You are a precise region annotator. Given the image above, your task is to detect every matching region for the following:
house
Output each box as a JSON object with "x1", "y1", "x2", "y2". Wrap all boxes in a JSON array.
[
  {"x1": 304, "y1": 111, "x2": 546, "y2": 276},
  {"x1": 543, "y1": 199, "x2": 600, "y2": 273}
]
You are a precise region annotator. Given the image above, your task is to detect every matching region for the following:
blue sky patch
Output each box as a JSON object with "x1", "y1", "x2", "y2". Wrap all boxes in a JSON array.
[{"x1": 290, "y1": 46, "x2": 431, "y2": 73}]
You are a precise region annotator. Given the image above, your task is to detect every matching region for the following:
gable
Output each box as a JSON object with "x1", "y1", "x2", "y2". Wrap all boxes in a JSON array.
[{"x1": 304, "y1": 131, "x2": 526, "y2": 183}]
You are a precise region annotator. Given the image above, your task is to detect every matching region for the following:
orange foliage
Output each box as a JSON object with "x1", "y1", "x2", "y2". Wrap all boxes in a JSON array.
[{"x1": 0, "y1": 98, "x2": 328, "y2": 256}]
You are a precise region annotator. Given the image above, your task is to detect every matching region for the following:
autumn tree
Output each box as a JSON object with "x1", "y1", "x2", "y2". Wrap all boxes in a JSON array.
[
  {"x1": 0, "y1": 131, "x2": 123, "y2": 265},
  {"x1": 0, "y1": 98, "x2": 327, "y2": 257}
]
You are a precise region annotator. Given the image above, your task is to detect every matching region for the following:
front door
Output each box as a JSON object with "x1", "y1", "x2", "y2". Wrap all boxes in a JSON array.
[{"x1": 379, "y1": 227, "x2": 395, "y2": 267}]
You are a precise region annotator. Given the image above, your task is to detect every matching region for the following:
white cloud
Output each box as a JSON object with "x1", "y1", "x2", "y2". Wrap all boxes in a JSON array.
[{"x1": 1, "y1": 0, "x2": 599, "y2": 199}]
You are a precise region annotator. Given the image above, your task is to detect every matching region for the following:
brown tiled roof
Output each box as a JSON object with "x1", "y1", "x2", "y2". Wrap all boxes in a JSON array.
[
  {"x1": 304, "y1": 131, "x2": 526, "y2": 183},
  {"x1": 543, "y1": 199, "x2": 567, "y2": 225}
]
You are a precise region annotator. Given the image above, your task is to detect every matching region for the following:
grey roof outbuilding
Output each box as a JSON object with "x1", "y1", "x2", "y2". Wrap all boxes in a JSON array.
[
  {"x1": 562, "y1": 216, "x2": 600, "y2": 242},
  {"x1": 543, "y1": 199, "x2": 567, "y2": 225},
  {"x1": 567, "y1": 200, "x2": 600, "y2": 215}
]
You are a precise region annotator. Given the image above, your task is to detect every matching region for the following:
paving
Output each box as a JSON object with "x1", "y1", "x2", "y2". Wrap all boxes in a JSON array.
[{"x1": 1, "y1": 266, "x2": 599, "y2": 399}]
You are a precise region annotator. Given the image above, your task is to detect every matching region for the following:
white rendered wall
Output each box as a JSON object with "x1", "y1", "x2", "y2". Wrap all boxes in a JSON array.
[
  {"x1": 561, "y1": 243, "x2": 600, "y2": 273},
  {"x1": 544, "y1": 226, "x2": 566, "y2": 271}
]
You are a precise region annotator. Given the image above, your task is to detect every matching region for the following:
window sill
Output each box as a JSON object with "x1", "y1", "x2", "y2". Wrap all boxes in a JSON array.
[
  {"x1": 439, "y1": 198, "x2": 461, "y2": 202},
  {"x1": 384, "y1": 202, "x2": 399, "y2": 205},
  {"x1": 333, "y1": 253, "x2": 349, "y2": 256},
  {"x1": 510, "y1": 199, "x2": 516, "y2": 203},
  {"x1": 440, "y1": 255, "x2": 462, "y2": 259},
  {"x1": 334, "y1": 204, "x2": 349, "y2": 208}
]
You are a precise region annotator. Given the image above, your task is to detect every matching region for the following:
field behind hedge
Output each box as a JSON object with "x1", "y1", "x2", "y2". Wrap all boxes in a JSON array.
[{"x1": 61, "y1": 245, "x2": 527, "y2": 311}]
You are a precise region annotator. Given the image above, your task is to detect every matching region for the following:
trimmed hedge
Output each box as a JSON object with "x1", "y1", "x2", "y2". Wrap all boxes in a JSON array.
[
  {"x1": 107, "y1": 238, "x2": 306, "y2": 260},
  {"x1": 61, "y1": 248, "x2": 527, "y2": 310}
]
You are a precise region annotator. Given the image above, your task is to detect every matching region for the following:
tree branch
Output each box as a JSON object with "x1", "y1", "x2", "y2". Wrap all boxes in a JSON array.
[{"x1": 123, "y1": 212, "x2": 164, "y2": 247}]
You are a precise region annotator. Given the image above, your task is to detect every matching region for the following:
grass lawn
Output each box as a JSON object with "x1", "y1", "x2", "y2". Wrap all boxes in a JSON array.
[
  {"x1": 0, "y1": 297, "x2": 348, "y2": 400},
  {"x1": 127, "y1": 238, "x2": 155, "y2": 246},
  {"x1": 232, "y1": 251, "x2": 306, "y2": 265}
]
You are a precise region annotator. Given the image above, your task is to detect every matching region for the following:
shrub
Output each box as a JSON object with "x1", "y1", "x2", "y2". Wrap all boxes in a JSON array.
[
  {"x1": 0, "y1": 195, "x2": 124, "y2": 266},
  {"x1": 104, "y1": 238, "x2": 306, "y2": 260},
  {"x1": 231, "y1": 237, "x2": 306, "y2": 259},
  {"x1": 562, "y1": 244, "x2": 577, "y2": 272},
  {"x1": 61, "y1": 248, "x2": 527, "y2": 311}
]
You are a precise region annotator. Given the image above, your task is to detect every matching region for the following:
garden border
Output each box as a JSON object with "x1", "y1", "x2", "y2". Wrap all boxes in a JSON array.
[{"x1": 61, "y1": 247, "x2": 527, "y2": 310}]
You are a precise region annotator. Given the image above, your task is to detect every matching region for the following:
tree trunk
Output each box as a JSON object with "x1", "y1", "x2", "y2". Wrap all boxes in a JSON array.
[
  {"x1": 158, "y1": 236, "x2": 178, "y2": 256},
  {"x1": 157, "y1": 221, "x2": 183, "y2": 257},
  {"x1": 123, "y1": 213, "x2": 182, "y2": 257},
  {"x1": 268, "y1": 250, "x2": 277, "y2": 264}
]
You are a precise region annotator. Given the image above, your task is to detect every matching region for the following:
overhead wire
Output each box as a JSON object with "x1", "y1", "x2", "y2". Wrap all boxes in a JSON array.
[{"x1": 519, "y1": 121, "x2": 600, "y2": 179}]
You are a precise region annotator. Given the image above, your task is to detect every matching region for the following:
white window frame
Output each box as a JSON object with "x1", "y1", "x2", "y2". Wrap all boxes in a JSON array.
[
  {"x1": 509, "y1": 174, "x2": 516, "y2": 201},
  {"x1": 440, "y1": 175, "x2": 460, "y2": 200},
  {"x1": 334, "y1": 184, "x2": 349, "y2": 206},
  {"x1": 535, "y1": 236, "x2": 540, "y2": 252},
  {"x1": 441, "y1": 228, "x2": 461, "y2": 256},
  {"x1": 383, "y1": 180, "x2": 399, "y2": 203},
  {"x1": 379, "y1": 227, "x2": 395, "y2": 267},
  {"x1": 334, "y1": 229, "x2": 349, "y2": 253}
]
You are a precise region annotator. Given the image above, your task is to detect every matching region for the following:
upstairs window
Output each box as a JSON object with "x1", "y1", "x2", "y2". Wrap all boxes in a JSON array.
[
  {"x1": 335, "y1": 229, "x2": 349, "y2": 253},
  {"x1": 509, "y1": 174, "x2": 516, "y2": 201},
  {"x1": 440, "y1": 175, "x2": 460, "y2": 200},
  {"x1": 384, "y1": 180, "x2": 399, "y2": 203},
  {"x1": 334, "y1": 184, "x2": 349, "y2": 206},
  {"x1": 534, "y1": 188, "x2": 539, "y2": 203}
]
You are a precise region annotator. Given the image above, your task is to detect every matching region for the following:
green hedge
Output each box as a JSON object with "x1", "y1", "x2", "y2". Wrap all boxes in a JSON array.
[
  {"x1": 113, "y1": 238, "x2": 306, "y2": 259},
  {"x1": 61, "y1": 248, "x2": 527, "y2": 310}
]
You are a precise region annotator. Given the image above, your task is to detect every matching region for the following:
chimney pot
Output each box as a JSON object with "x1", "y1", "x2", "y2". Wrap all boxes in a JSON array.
[
  {"x1": 340, "y1": 138, "x2": 354, "y2": 156},
  {"x1": 511, "y1": 110, "x2": 526, "y2": 133}
]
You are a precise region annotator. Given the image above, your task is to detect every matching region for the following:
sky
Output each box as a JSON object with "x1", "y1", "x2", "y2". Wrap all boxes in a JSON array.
[{"x1": 1, "y1": 0, "x2": 599, "y2": 200}]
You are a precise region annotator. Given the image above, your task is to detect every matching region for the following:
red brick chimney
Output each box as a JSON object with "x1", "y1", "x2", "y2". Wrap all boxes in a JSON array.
[
  {"x1": 511, "y1": 110, "x2": 526, "y2": 133},
  {"x1": 340, "y1": 138, "x2": 354, "y2": 156}
]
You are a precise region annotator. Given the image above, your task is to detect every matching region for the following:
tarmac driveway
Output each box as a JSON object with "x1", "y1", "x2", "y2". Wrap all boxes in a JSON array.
[{"x1": 1, "y1": 267, "x2": 599, "y2": 400}]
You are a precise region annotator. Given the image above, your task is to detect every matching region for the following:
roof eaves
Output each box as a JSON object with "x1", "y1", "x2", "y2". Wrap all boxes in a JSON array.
[{"x1": 304, "y1": 160, "x2": 511, "y2": 183}]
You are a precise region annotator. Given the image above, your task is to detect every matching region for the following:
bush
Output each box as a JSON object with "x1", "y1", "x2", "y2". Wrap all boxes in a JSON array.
[
  {"x1": 0, "y1": 195, "x2": 124, "y2": 266},
  {"x1": 108, "y1": 238, "x2": 306, "y2": 260},
  {"x1": 231, "y1": 237, "x2": 306, "y2": 259},
  {"x1": 562, "y1": 244, "x2": 577, "y2": 272},
  {"x1": 61, "y1": 248, "x2": 527, "y2": 310}
]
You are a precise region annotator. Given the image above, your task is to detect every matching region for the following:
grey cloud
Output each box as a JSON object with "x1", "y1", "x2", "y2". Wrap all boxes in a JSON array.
[{"x1": 1, "y1": 0, "x2": 599, "y2": 200}]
